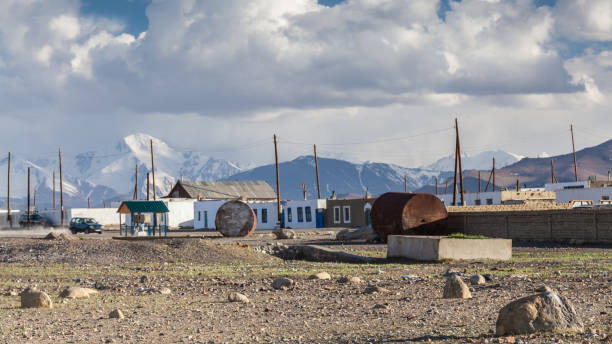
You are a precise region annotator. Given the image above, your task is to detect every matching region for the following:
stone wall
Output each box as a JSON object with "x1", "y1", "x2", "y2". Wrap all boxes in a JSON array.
[{"x1": 447, "y1": 208, "x2": 612, "y2": 243}]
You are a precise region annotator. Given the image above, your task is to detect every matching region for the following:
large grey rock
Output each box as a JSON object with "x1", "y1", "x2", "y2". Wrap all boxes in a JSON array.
[
  {"x1": 335, "y1": 226, "x2": 378, "y2": 241},
  {"x1": 443, "y1": 275, "x2": 472, "y2": 299},
  {"x1": 20, "y1": 288, "x2": 53, "y2": 308},
  {"x1": 496, "y1": 291, "x2": 583, "y2": 335},
  {"x1": 59, "y1": 286, "x2": 98, "y2": 299},
  {"x1": 273, "y1": 228, "x2": 296, "y2": 240},
  {"x1": 272, "y1": 277, "x2": 295, "y2": 290}
]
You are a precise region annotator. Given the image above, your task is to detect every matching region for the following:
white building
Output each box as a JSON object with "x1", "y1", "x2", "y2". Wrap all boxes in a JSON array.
[
  {"x1": 544, "y1": 181, "x2": 612, "y2": 204},
  {"x1": 124, "y1": 198, "x2": 196, "y2": 228},
  {"x1": 437, "y1": 191, "x2": 502, "y2": 206}
]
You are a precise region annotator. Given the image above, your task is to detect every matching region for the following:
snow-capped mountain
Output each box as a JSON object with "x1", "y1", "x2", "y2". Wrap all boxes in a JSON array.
[
  {"x1": 225, "y1": 156, "x2": 453, "y2": 201},
  {"x1": 424, "y1": 150, "x2": 524, "y2": 172},
  {"x1": 0, "y1": 134, "x2": 242, "y2": 209}
]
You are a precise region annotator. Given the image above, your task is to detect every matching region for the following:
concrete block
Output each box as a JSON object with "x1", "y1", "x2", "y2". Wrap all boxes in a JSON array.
[{"x1": 387, "y1": 235, "x2": 512, "y2": 261}]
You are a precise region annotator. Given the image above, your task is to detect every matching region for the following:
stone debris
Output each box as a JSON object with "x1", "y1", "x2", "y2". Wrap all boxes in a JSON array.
[
  {"x1": 335, "y1": 226, "x2": 378, "y2": 241},
  {"x1": 496, "y1": 290, "x2": 584, "y2": 335},
  {"x1": 364, "y1": 285, "x2": 391, "y2": 294},
  {"x1": 109, "y1": 309, "x2": 124, "y2": 319},
  {"x1": 20, "y1": 288, "x2": 53, "y2": 308},
  {"x1": 44, "y1": 232, "x2": 76, "y2": 241},
  {"x1": 59, "y1": 286, "x2": 98, "y2": 299},
  {"x1": 443, "y1": 275, "x2": 472, "y2": 299},
  {"x1": 338, "y1": 276, "x2": 361, "y2": 284},
  {"x1": 470, "y1": 274, "x2": 486, "y2": 285},
  {"x1": 228, "y1": 292, "x2": 249, "y2": 303},
  {"x1": 272, "y1": 277, "x2": 295, "y2": 290},
  {"x1": 308, "y1": 272, "x2": 331, "y2": 280},
  {"x1": 273, "y1": 228, "x2": 296, "y2": 240},
  {"x1": 159, "y1": 287, "x2": 172, "y2": 295}
]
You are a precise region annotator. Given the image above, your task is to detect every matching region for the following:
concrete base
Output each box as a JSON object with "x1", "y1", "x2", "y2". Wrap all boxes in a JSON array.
[{"x1": 387, "y1": 235, "x2": 512, "y2": 261}]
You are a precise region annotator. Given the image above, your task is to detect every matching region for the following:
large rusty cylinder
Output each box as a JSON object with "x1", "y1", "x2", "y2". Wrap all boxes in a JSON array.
[
  {"x1": 215, "y1": 200, "x2": 257, "y2": 237},
  {"x1": 371, "y1": 192, "x2": 449, "y2": 241}
]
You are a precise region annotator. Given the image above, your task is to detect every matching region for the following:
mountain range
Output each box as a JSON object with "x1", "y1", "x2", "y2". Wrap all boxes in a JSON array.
[{"x1": 0, "y1": 133, "x2": 609, "y2": 209}]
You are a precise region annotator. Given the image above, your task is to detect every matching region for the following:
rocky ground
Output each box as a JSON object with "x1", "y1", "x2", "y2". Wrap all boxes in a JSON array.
[{"x1": 0, "y1": 230, "x2": 609, "y2": 343}]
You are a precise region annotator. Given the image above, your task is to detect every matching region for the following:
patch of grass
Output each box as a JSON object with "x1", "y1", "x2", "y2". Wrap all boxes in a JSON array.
[{"x1": 447, "y1": 233, "x2": 488, "y2": 239}]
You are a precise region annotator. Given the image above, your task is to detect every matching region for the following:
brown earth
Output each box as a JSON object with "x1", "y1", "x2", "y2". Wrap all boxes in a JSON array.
[{"x1": 0, "y1": 233, "x2": 609, "y2": 343}]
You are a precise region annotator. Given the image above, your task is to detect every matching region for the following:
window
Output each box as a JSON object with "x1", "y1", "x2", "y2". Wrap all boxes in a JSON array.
[
  {"x1": 602, "y1": 196, "x2": 610, "y2": 200},
  {"x1": 204, "y1": 211, "x2": 208, "y2": 228},
  {"x1": 198, "y1": 211, "x2": 201, "y2": 222},
  {"x1": 297, "y1": 207, "x2": 304, "y2": 222},
  {"x1": 474, "y1": 199, "x2": 481, "y2": 205},
  {"x1": 253, "y1": 208, "x2": 258, "y2": 222},
  {"x1": 486, "y1": 198, "x2": 493, "y2": 205},
  {"x1": 287, "y1": 208, "x2": 292, "y2": 222},
  {"x1": 261, "y1": 209, "x2": 268, "y2": 223},
  {"x1": 343, "y1": 206, "x2": 351, "y2": 223},
  {"x1": 305, "y1": 206, "x2": 312, "y2": 222},
  {"x1": 333, "y1": 206, "x2": 341, "y2": 224}
]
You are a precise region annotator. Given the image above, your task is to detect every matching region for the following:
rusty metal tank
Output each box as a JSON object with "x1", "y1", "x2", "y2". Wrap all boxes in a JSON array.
[
  {"x1": 215, "y1": 200, "x2": 257, "y2": 237},
  {"x1": 371, "y1": 192, "x2": 448, "y2": 241}
]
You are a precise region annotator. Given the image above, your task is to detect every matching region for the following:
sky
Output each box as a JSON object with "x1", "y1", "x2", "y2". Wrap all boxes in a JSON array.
[{"x1": 1, "y1": 0, "x2": 611, "y2": 168}]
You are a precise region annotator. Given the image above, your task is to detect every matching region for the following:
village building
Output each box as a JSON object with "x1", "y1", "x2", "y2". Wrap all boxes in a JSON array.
[
  {"x1": 165, "y1": 180, "x2": 277, "y2": 201},
  {"x1": 324, "y1": 198, "x2": 376, "y2": 228},
  {"x1": 545, "y1": 180, "x2": 612, "y2": 205},
  {"x1": 436, "y1": 189, "x2": 556, "y2": 206}
]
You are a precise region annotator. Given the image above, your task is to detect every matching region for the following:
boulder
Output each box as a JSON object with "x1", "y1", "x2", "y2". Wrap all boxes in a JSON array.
[
  {"x1": 109, "y1": 309, "x2": 124, "y2": 319},
  {"x1": 335, "y1": 226, "x2": 378, "y2": 241},
  {"x1": 308, "y1": 272, "x2": 331, "y2": 280},
  {"x1": 273, "y1": 228, "x2": 296, "y2": 240},
  {"x1": 470, "y1": 275, "x2": 486, "y2": 285},
  {"x1": 228, "y1": 292, "x2": 249, "y2": 303},
  {"x1": 59, "y1": 286, "x2": 98, "y2": 299},
  {"x1": 443, "y1": 275, "x2": 472, "y2": 299},
  {"x1": 338, "y1": 276, "x2": 361, "y2": 284},
  {"x1": 272, "y1": 277, "x2": 295, "y2": 290},
  {"x1": 20, "y1": 288, "x2": 53, "y2": 308},
  {"x1": 496, "y1": 291, "x2": 583, "y2": 335}
]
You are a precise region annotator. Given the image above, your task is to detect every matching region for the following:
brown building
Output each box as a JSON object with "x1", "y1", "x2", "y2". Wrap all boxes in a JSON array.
[
  {"x1": 165, "y1": 180, "x2": 277, "y2": 201},
  {"x1": 324, "y1": 198, "x2": 376, "y2": 228}
]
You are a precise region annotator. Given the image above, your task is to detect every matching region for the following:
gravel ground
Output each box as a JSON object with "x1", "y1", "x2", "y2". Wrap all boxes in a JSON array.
[{"x1": 0, "y1": 233, "x2": 609, "y2": 343}]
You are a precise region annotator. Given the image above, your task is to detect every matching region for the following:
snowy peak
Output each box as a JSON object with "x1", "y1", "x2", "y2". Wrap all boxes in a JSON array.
[{"x1": 425, "y1": 150, "x2": 523, "y2": 171}]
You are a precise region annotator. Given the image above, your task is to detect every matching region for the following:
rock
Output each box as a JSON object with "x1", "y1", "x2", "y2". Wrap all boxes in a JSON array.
[
  {"x1": 272, "y1": 277, "x2": 295, "y2": 290},
  {"x1": 443, "y1": 275, "x2": 472, "y2": 299},
  {"x1": 483, "y1": 274, "x2": 493, "y2": 281},
  {"x1": 44, "y1": 232, "x2": 75, "y2": 241},
  {"x1": 534, "y1": 285, "x2": 552, "y2": 293},
  {"x1": 59, "y1": 286, "x2": 98, "y2": 299},
  {"x1": 273, "y1": 228, "x2": 296, "y2": 240},
  {"x1": 109, "y1": 309, "x2": 124, "y2": 319},
  {"x1": 228, "y1": 292, "x2": 249, "y2": 303},
  {"x1": 20, "y1": 288, "x2": 53, "y2": 308},
  {"x1": 495, "y1": 290, "x2": 584, "y2": 335},
  {"x1": 159, "y1": 287, "x2": 172, "y2": 295},
  {"x1": 401, "y1": 274, "x2": 419, "y2": 280},
  {"x1": 470, "y1": 275, "x2": 486, "y2": 285},
  {"x1": 335, "y1": 226, "x2": 378, "y2": 241},
  {"x1": 308, "y1": 272, "x2": 331, "y2": 280},
  {"x1": 140, "y1": 275, "x2": 148, "y2": 283},
  {"x1": 364, "y1": 285, "x2": 391, "y2": 294},
  {"x1": 338, "y1": 276, "x2": 361, "y2": 284}
]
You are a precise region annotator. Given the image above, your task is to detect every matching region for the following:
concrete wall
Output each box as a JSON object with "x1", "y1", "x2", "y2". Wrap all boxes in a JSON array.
[
  {"x1": 448, "y1": 208, "x2": 612, "y2": 243},
  {"x1": 165, "y1": 199, "x2": 196, "y2": 228}
]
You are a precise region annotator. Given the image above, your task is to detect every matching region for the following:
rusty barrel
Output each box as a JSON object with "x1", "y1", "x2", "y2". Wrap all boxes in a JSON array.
[
  {"x1": 215, "y1": 200, "x2": 257, "y2": 237},
  {"x1": 371, "y1": 192, "x2": 448, "y2": 241}
]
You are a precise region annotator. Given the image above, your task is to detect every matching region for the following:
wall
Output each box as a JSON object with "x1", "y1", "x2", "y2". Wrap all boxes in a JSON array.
[
  {"x1": 70, "y1": 208, "x2": 120, "y2": 226},
  {"x1": 283, "y1": 199, "x2": 321, "y2": 229},
  {"x1": 194, "y1": 201, "x2": 228, "y2": 230},
  {"x1": 325, "y1": 198, "x2": 375, "y2": 228},
  {"x1": 555, "y1": 187, "x2": 612, "y2": 204},
  {"x1": 448, "y1": 208, "x2": 612, "y2": 243},
  {"x1": 165, "y1": 199, "x2": 196, "y2": 228}
]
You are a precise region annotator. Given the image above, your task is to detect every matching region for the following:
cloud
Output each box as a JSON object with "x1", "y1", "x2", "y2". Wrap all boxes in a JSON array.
[{"x1": 555, "y1": 0, "x2": 612, "y2": 42}]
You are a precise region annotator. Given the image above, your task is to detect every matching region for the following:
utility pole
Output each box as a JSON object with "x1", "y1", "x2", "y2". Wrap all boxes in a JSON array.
[
  {"x1": 27, "y1": 167, "x2": 30, "y2": 226},
  {"x1": 571, "y1": 124, "x2": 578, "y2": 182},
  {"x1": 147, "y1": 172, "x2": 150, "y2": 201},
  {"x1": 274, "y1": 134, "x2": 281, "y2": 227},
  {"x1": 33, "y1": 188, "x2": 37, "y2": 212},
  {"x1": 452, "y1": 122, "x2": 459, "y2": 206},
  {"x1": 484, "y1": 158, "x2": 495, "y2": 192},
  {"x1": 454, "y1": 118, "x2": 465, "y2": 206},
  {"x1": 404, "y1": 175, "x2": 407, "y2": 193},
  {"x1": 88, "y1": 197, "x2": 91, "y2": 208},
  {"x1": 492, "y1": 158, "x2": 496, "y2": 192},
  {"x1": 313, "y1": 144, "x2": 321, "y2": 199},
  {"x1": 133, "y1": 164, "x2": 138, "y2": 200},
  {"x1": 550, "y1": 160, "x2": 556, "y2": 184},
  {"x1": 52, "y1": 171, "x2": 56, "y2": 209},
  {"x1": 445, "y1": 181, "x2": 448, "y2": 194},
  {"x1": 103, "y1": 200, "x2": 106, "y2": 208},
  {"x1": 478, "y1": 171, "x2": 481, "y2": 193},
  {"x1": 59, "y1": 148, "x2": 64, "y2": 227},
  {"x1": 150, "y1": 139, "x2": 156, "y2": 200},
  {"x1": 6, "y1": 152, "x2": 10, "y2": 225},
  {"x1": 516, "y1": 179, "x2": 519, "y2": 192},
  {"x1": 302, "y1": 183, "x2": 307, "y2": 200},
  {"x1": 435, "y1": 177, "x2": 438, "y2": 195}
]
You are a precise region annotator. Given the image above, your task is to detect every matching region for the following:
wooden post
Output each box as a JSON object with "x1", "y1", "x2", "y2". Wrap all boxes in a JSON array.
[
  {"x1": 133, "y1": 164, "x2": 138, "y2": 200},
  {"x1": 452, "y1": 121, "x2": 459, "y2": 206},
  {"x1": 27, "y1": 167, "x2": 30, "y2": 225},
  {"x1": 313, "y1": 144, "x2": 321, "y2": 199},
  {"x1": 484, "y1": 158, "x2": 494, "y2": 192},
  {"x1": 571, "y1": 124, "x2": 578, "y2": 181},
  {"x1": 478, "y1": 171, "x2": 481, "y2": 193},
  {"x1": 550, "y1": 160, "x2": 555, "y2": 184},
  {"x1": 404, "y1": 175, "x2": 407, "y2": 193},
  {"x1": 302, "y1": 183, "x2": 307, "y2": 200},
  {"x1": 445, "y1": 181, "x2": 448, "y2": 194},
  {"x1": 455, "y1": 118, "x2": 465, "y2": 206},
  {"x1": 435, "y1": 176, "x2": 438, "y2": 195},
  {"x1": 59, "y1": 148, "x2": 64, "y2": 227},
  {"x1": 492, "y1": 157, "x2": 496, "y2": 192},
  {"x1": 52, "y1": 171, "x2": 56, "y2": 210},
  {"x1": 150, "y1": 139, "x2": 156, "y2": 200},
  {"x1": 274, "y1": 134, "x2": 281, "y2": 227},
  {"x1": 33, "y1": 188, "x2": 37, "y2": 212},
  {"x1": 88, "y1": 197, "x2": 91, "y2": 208},
  {"x1": 103, "y1": 200, "x2": 106, "y2": 208},
  {"x1": 6, "y1": 152, "x2": 10, "y2": 223},
  {"x1": 516, "y1": 179, "x2": 519, "y2": 192}
]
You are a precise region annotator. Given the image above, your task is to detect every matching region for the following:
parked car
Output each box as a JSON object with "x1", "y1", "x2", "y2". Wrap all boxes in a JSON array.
[
  {"x1": 69, "y1": 217, "x2": 103, "y2": 234},
  {"x1": 19, "y1": 212, "x2": 50, "y2": 227},
  {"x1": 570, "y1": 200, "x2": 594, "y2": 209}
]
